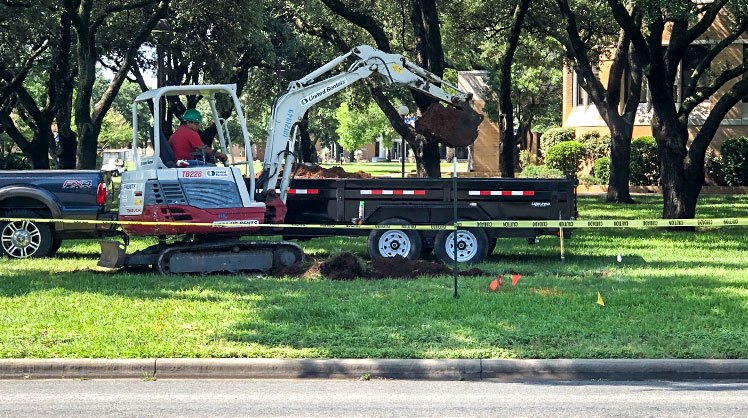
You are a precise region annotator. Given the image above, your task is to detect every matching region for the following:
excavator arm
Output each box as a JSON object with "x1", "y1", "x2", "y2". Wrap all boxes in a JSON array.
[{"x1": 260, "y1": 45, "x2": 482, "y2": 202}]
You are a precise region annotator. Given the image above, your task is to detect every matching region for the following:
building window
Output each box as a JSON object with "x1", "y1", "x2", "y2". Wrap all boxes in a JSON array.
[{"x1": 574, "y1": 72, "x2": 585, "y2": 106}]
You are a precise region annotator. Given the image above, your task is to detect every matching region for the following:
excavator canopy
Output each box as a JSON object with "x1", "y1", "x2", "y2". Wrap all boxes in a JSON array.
[{"x1": 415, "y1": 103, "x2": 484, "y2": 148}]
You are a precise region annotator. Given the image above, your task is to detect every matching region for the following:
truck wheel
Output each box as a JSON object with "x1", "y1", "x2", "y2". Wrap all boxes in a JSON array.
[
  {"x1": 434, "y1": 226, "x2": 489, "y2": 265},
  {"x1": 367, "y1": 218, "x2": 422, "y2": 260},
  {"x1": 49, "y1": 239, "x2": 63, "y2": 256},
  {"x1": 0, "y1": 210, "x2": 54, "y2": 259}
]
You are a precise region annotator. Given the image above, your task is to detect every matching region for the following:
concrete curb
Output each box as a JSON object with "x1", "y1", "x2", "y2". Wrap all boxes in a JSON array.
[{"x1": 1, "y1": 359, "x2": 748, "y2": 380}]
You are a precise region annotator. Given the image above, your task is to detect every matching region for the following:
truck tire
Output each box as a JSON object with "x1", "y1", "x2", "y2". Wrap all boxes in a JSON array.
[
  {"x1": 367, "y1": 218, "x2": 422, "y2": 260},
  {"x1": 0, "y1": 210, "x2": 54, "y2": 259},
  {"x1": 433, "y1": 226, "x2": 489, "y2": 265},
  {"x1": 49, "y1": 239, "x2": 63, "y2": 256}
]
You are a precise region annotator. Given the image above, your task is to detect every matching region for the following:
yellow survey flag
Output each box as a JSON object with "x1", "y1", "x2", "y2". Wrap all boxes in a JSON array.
[{"x1": 597, "y1": 292, "x2": 605, "y2": 306}]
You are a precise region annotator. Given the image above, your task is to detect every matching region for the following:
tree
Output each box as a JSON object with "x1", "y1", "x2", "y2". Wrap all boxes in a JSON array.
[
  {"x1": 485, "y1": 36, "x2": 563, "y2": 164},
  {"x1": 335, "y1": 100, "x2": 394, "y2": 154},
  {"x1": 551, "y1": 0, "x2": 642, "y2": 203},
  {"x1": 495, "y1": 0, "x2": 533, "y2": 178},
  {"x1": 608, "y1": 0, "x2": 748, "y2": 218},
  {"x1": 0, "y1": 1, "x2": 75, "y2": 169},
  {"x1": 98, "y1": 111, "x2": 132, "y2": 149},
  {"x1": 295, "y1": 0, "x2": 460, "y2": 177},
  {"x1": 64, "y1": 0, "x2": 170, "y2": 169}
]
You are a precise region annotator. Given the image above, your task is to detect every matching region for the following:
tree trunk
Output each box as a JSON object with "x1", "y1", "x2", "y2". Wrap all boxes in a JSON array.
[
  {"x1": 498, "y1": 0, "x2": 532, "y2": 178},
  {"x1": 606, "y1": 120, "x2": 634, "y2": 203},
  {"x1": 651, "y1": 114, "x2": 697, "y2": 219},
  {"x1": 298, "y1": 112, "x2": 317, "y2": 163},
  {"x1": 74, "y1": 40, "x2": 98, "y2": 169},
  {"x1": 0, "y1": 111, "x2": 50, "y2": 169},
  {"x1": 415, "y1": 140, "x2": 441, "y2": 177}
]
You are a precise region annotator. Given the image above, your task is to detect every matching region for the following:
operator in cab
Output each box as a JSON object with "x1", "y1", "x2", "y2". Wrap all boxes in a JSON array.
[{"x1": 169, "y1": 109, "x2": 227, "y2": 166}]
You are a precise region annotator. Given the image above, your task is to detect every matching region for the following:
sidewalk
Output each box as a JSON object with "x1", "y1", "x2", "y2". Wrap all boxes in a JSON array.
[{"x1": 2, "y1": 358, "x2": 748, "y2": 380}]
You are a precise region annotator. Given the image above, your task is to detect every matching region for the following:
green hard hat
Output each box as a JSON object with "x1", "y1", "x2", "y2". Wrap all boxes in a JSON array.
[{"x1": 182, "y1": 109, "x2": 202, "y2": 124}]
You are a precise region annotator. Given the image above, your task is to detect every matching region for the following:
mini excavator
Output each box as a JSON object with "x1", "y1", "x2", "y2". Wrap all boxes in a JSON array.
[{"x1": 99, "y1": 45, "x2": 482, "y2": 274}]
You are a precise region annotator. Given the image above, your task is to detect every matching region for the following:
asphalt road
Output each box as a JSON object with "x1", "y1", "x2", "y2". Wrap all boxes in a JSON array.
[{"x1": 2, "y1": 379, "x2": 748, "y2": 417}]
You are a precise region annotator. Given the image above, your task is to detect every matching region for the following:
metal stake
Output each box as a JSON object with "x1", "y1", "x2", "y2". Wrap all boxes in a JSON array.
[{"x1": 453, "y1": 156, "x2": 459, "y2": 299}]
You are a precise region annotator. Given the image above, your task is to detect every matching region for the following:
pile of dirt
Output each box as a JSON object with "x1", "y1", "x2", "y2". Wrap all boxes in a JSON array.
[
  {"x1": 294, "y1": 164, "x2": 372, "y2": 179},
  {"x1": 415, "y1": 103, "x2": 483, "y2": 148},
  {"x1": 370, "y1": 255, "x2": 452, "y2": 278},
  {"x1": 317, "y1": 252, "x2": 366, "y2": 280},
  {"x1": 274, "y1": 252, "x2": 487, "y2": 280}
]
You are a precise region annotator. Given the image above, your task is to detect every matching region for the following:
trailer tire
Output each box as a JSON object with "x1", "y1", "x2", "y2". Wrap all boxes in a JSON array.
[
  {"x1": 367, "y1": 218, "x2": 422, "y2": 260},
  {"x1": 0, "y1": 210, "x2": 54, "y2": 259},
  {"x1": 434, "y1": 226, "x2": 489, "y2": 265}
]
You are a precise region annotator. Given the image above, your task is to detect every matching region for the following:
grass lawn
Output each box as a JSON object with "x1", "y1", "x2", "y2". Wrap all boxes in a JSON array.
[{"x1": 1, "y1": 195, "x2": 747, "y2": 359}]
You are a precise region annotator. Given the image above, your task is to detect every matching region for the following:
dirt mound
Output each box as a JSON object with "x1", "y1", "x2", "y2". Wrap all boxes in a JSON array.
[
  {"x1": 274, "y1": 253, "x2": 487, "y2": 279},
  {"x1": 294, "y1": 164, "x2": 372, "y2": 179},
  {"x1": 318, "y1": 252, "x2": 366, "y2": 280},
  {"x1": 371, "y1": 255, "x2": 452, "y2": 278},
  {"x1": 415, "y1": 103, "x2": 483, "y2": 148}
]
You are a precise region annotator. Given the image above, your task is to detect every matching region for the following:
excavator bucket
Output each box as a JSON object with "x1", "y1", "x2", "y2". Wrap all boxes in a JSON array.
[
  {"x1": 415, "y1": 103, "x2": 484, "y2": 148},
  {"x1": 98, "y1": 240, "x2": 127, "y2": 269}
]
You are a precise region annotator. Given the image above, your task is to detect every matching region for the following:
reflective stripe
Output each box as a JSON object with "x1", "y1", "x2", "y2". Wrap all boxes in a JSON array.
[
  {"x1": 360, "y1": 190, "x2": 426, "y2": 195},
  {"x1": 468, "y1": 190, "x2": 535, "y2": 196},
  {"x1": 275, "y1": 189, "x2": 319, "y2": 194}
]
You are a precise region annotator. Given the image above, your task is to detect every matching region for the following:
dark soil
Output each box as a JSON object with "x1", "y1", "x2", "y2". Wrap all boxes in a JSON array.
[
  {"x1": 415, "y1": 103, "x2": 483, "y2": 147},
  {"x1": 274, "y1": 253, "x2": 486, "y2": 279},
  {"x1": 256, "y1": 165, "x2": 372, "y2": 180},
  {"x1": 370, "y1": 255, "x2": 452, "y2": 278},
  {"x1": 318, "y1": 252, "x2": 366, "y2": 280},
  {"x1": 294, "y1": 164, "x2": 372, "y2": 179}
]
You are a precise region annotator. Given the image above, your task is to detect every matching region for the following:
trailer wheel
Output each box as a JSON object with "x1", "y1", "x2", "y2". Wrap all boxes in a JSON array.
[
  {"x1": 434, "y1": 226, "x2": 489, "y2": 265},
  {"x1": 367, "y1": 218, "x2": 422, "y2": 260},
  {"x1": 0, "y1": 210, "x2": 54, "y2": 259}
]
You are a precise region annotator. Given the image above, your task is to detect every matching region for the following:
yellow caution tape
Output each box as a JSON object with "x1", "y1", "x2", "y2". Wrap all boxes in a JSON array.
[
  {"x1": 458, "y1": 218, "x2": 748, "y2": 228},
  {"x1": 1, "y1": 217, "x2": 747, "y2": 229}
]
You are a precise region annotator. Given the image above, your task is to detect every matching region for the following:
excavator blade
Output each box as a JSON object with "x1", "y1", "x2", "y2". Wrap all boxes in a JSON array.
[
  {"x1": 98, "y1": 240, "x2": 127, "y2": 269},
  {"x1": 415, "y1": 103, "x2": 484, "y2": 148}
]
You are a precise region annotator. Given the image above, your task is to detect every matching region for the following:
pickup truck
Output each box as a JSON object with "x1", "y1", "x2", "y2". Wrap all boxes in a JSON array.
[{"x1": 0, "y1": 170, "x2": 116, "y2": 258}]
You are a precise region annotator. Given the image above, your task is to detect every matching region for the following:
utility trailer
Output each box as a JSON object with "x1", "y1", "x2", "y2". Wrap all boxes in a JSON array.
[{"x1": 263, "y1": 176, "x2": 577, "y2": 265}]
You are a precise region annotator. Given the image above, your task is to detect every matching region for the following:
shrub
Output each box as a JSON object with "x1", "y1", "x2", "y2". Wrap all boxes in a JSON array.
[
  {"x1": 519, "y1": 149, "x2": 531, "y2": 169},
  {"x1": 580, "y1": 175, "x2": 605, "y2": 186},
  {"x1": 518, "y1": 164, "x2": 565, "y2": 178},
  {"x1": 721, "y1": 136, "x2": 748, "y2": 186},
  {"x1": 544, "y1": 140, "x2": 586, "y2": 175},
  {"x1": 630, "y1": 136, "x2": 660, "y2": 185},
  {"x1": 579, "y1": 131, "x2": 611, "y2": 160},
  {"x1": 540, "y1": 127, "x2": 575, "y2": 156},
  {"x1": 705, "y1": 148, "x2": 725, "y2": 186},
  {"x1": 594, "y1": 156, "x2": 611, "y2": 184}
]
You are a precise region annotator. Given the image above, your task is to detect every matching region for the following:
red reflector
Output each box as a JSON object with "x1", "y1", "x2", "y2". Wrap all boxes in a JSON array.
[{"x1": 97, "y1": 182, "x2": 107, "y2": 205}]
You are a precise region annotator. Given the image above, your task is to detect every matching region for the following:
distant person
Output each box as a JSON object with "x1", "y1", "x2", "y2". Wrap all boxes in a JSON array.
[{"x1": 168, "y1": 109, "x2": 227, "y2": 166}]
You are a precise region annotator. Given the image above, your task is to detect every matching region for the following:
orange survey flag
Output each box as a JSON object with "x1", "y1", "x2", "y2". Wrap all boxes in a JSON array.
[
  {"x1": 489, "y1": 279, "x2": 498, "y2": 291},
  {"x1": 511, "y1": 274, "x2": 521, "y2": 286}
]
